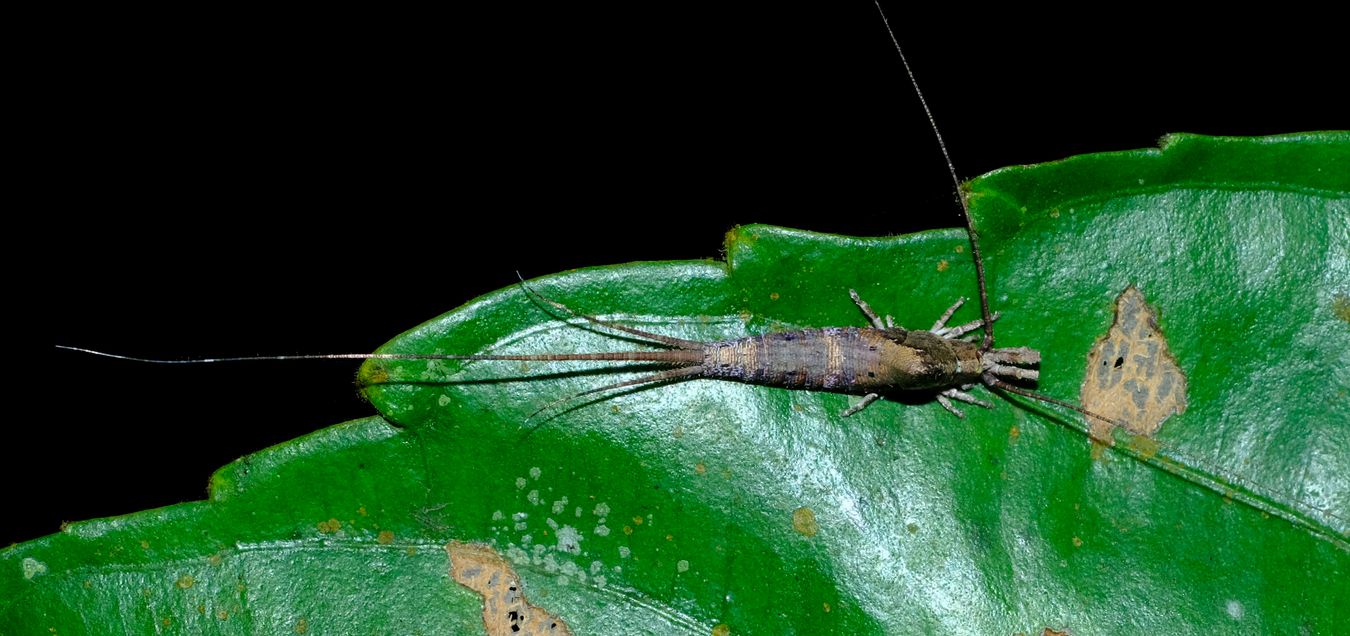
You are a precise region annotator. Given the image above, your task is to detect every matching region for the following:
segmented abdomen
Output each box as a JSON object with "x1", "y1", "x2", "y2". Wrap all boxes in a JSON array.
[{"x1": 701, "y1": 327, "x2": 883, "y2": 392}]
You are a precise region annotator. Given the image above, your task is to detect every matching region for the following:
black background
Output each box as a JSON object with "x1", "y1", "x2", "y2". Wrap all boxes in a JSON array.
[{"x1": 33, "y1": 4, "x2": 1343, "y2": 547}]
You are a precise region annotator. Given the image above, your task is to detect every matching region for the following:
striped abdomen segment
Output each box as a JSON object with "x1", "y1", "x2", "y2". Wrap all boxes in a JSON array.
[{"x1": 700, "y1": 327, "x2": 885, "y2": 392}]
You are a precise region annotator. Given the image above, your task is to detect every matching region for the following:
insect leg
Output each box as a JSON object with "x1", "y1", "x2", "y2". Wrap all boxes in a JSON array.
[
  {"x1": 935, "y1": 394, "x2": 966, "y2": 418},
  {"x1": 840, "y1": 392, "x2": 881, "y2": 417},
  {"x1": 935, "y1": 312, "x2": 1001, "y2": 340},
  {"x1": 848, "y1": 289, "x2": 888, "y2": 329},
  {"x1": 930, "y1": 297, "x2": 966, "y2": 330},
  {"x1": 940, "y1": 387, "x2": 994, "y2": 409},
  {"x1": 985, "y1": 363, "x2": 1039, "y2": 382}
]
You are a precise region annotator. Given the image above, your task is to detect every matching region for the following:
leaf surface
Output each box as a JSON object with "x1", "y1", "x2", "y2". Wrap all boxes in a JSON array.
[{"x1": 6, "y1": 133, "x2": 1348, "y2": 635}]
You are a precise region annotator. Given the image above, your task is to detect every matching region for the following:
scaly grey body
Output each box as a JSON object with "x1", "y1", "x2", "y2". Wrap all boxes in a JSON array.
[{"x1": 433, "y1": 289, "x2": 1042, "y2": 419}]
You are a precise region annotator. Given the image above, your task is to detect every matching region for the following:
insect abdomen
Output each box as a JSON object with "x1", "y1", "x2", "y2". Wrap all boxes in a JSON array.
[
  {"x1": 702, "y1": 327, "x2": 888, "y2": 391},
  {"x1": 701, "y1": 327, "x2": 984, "y2": 394}
]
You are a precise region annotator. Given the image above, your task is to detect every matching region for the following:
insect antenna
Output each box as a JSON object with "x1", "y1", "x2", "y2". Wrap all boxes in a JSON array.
[
  {"x1": 872, "y1": 1, "x2": 1125, "y2": 429},
  {"x1": 871, "y1": 0, "x2": 994, "y2": 353}
]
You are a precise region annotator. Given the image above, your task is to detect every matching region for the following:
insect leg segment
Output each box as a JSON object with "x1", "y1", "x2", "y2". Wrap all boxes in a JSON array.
[
  {"x1": 840, "y1": 393, "x2": 881, "y2": 417},
  {"x1": 930, "y1": 296, "x2": 1001, "y2": 340},
  {"x1": 980, "y1": 346, "x2": 1041, "y2": 382},
  {"x1": 849, "y1": 289, "x2": 890, "y2": 329}
]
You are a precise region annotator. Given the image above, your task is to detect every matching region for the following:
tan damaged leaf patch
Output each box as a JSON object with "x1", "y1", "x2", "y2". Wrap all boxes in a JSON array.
[
  {"x1": 447, "y1": 541, "x2": 572, "y2": 636},
  {"x1": 1081, "y1": 286, "x2": 1188, "y2": 445}
]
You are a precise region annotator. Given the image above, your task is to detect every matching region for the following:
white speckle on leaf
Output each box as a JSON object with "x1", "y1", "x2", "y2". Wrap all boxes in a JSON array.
[
  {"x1": 22, "y1": 558, "x2": 46, "y2": 580},
  {"x1": 594, "y1": 525, "x2": 610, "y2": 537},
  {"x1": 575, "y1": 506, "x2": 583, "y2": 518},
  {"x1": 594, "y1": 574, "x2": 607, "y2": 588},
  {"x1": 593, "y1": 502, "x2": 610, "y2": 517},
  {"x1": 529, "y1": 466, "x2": 542, "y2": 479},
  {"x1": 491, "y1": 510, "x2": 504, "y2": 521},
  {"x1": 677, "y1": 559, "x2": 690, "y2": 573},
  {"x1": 618, "y1": 546, "x2": 631, "y2": 558},
  {"x1": 556, "y1": 525, "x2": 582, "y2": 554},
  {"x1": 527, "y1": 490, "x2": 540, "y2": 505},
  {"x1": 515, "y1": 477, "x2": 527, "y2": 489},
  {"x1": 546, "y1": 518, "x2": 559, "y2": 530},
  {"x1": 505, "y1": 544, "x2": 529, "y2": 565},
  {"x1": 1226, "y1": 599, "x2": 1244, "y2": 620},
  {"x1": 552, "y1": 496, "x2": 568, "y2": 514},
  {"x1": 560, "y1": 560, "x2": 584, "y2": 582},
  {"x1": 590, "y1": 561, "x2": 604, "y2": 574},
  {"x1": 520, "y1": 534, "x2": 532, "y2": 545},
  {"x1": 437, "y1": 395, "x2": 451, "y2": 407}
]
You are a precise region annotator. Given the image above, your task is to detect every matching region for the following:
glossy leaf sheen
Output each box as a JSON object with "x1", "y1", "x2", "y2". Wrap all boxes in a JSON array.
[{"x1": 6, "y1": 133, "x2": 1348, "y2": 634}]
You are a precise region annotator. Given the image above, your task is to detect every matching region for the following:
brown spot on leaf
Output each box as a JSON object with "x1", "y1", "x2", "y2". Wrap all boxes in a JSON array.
[
  {"x1": 316, "y1": 518, "x2": 342, "y2": 534},
  {"x1": 937, "y1": 259, "x2": 950, "y2": 272},
  {"x1": 1333, "y1": 292, "x2": 1350, "y2": 324},
  {"x1": 792, "y1": 507, "x2": 819, "y2": 537},
  {"x1": 1043, "y1": 629, "x2": 1070, "y2": 636},
  {"x1": 447, "y1": 541, "x2": 572, "y2": 636},
  {"x1": 175, "y1": 575, "x2": 195, "y2": 590},
  {"x1": 377, "y1": 530, "x2": 395, "y2": 545},
  {"x1": 1081, "y1": 286, "x2": 1188, "y2": 445},
  {"x1": 712, "y1": 624, "x2": 731, "y2": 636}
]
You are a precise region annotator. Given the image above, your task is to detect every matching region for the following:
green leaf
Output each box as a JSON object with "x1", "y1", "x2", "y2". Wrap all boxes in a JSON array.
[{"x1": 7, "y1": 133, "x2": 1348, "y2": 634}]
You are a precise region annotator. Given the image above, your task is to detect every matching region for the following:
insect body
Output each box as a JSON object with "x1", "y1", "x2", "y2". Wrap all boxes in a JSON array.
[{"x1": 412, "y1": 286, "x2": 1042, "y2": 421}]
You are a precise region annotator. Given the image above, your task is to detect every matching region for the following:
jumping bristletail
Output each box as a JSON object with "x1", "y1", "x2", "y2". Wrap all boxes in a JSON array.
[{"x1": 56, "y1": 4, "x2": 1122, "y2": 431}]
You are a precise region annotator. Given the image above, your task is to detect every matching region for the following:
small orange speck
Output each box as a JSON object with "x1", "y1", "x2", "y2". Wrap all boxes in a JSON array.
[
  {"x1": 295, "y1": 617, "x2": 309, "y2": 634},
  {"x1": 954, "y1": 245, "x2": 964, "y2": 254},
  {"x1": 712, "y1": 624, "x2": 731, "y2": 636},
  {"x1": 823, "y1": 602, "x2": 831, "y2": 613},
  {"x1": 217, "y1": 609, "x2": 229, "y2": 621},
  {"x1": 377, "y1": 530, "x2": 395, "y2": 545},
  {"x1": 1072, "y1": 536, "x2": 1083, "y2": 548},
  {"x1": 162, "y1": 617, "x2": 172, "y2": 627},
  {"x1": 208, "y1": 554, "x2": 223, "y2": 566},
  {"x1": 694, "y1": 462, "x2": 707, "y2": 475},
  {"x1": 357, "y1": 506, "x2": 368, "y2": 517},
  {"x1": 1008, "y1": 425, "x2": 1020, "y2": 441},
  {"x1": 197, "y1": 604, "x2": 206, "y2": 615},
  {"x1": 633, "y1": 516, "x2": 643, "y2": 525},
  {"x1": 139, "y1": 540, "x2": 150, "y2": 549},
  {"x1": 769, "y1": 292, "x2": 780, "y2": 301},
  {"x1": 175, "y1": 575, "x2": 195, "y2": 590},
  {"x1": 623, "y1": 526, "x2": 634, "y2": 536},
  {"x1": 1049, "y1": 210, "x2": 1061, "y2": 219},
  {"x1": 792, "y1": 507, "x2": 819, "y2": 537},
  {"x1": 317, "y1": 518, "x2": 342, "y2": 534},
  {"x1": 937, "y1": 259, "x2": 949, "y2": 272},
  {"x1": 665, "y1": 534, "x2": 673, "y2": 541},
  {"x1": 406, "y1": 547, "x2": 418, "y2": 556}
]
